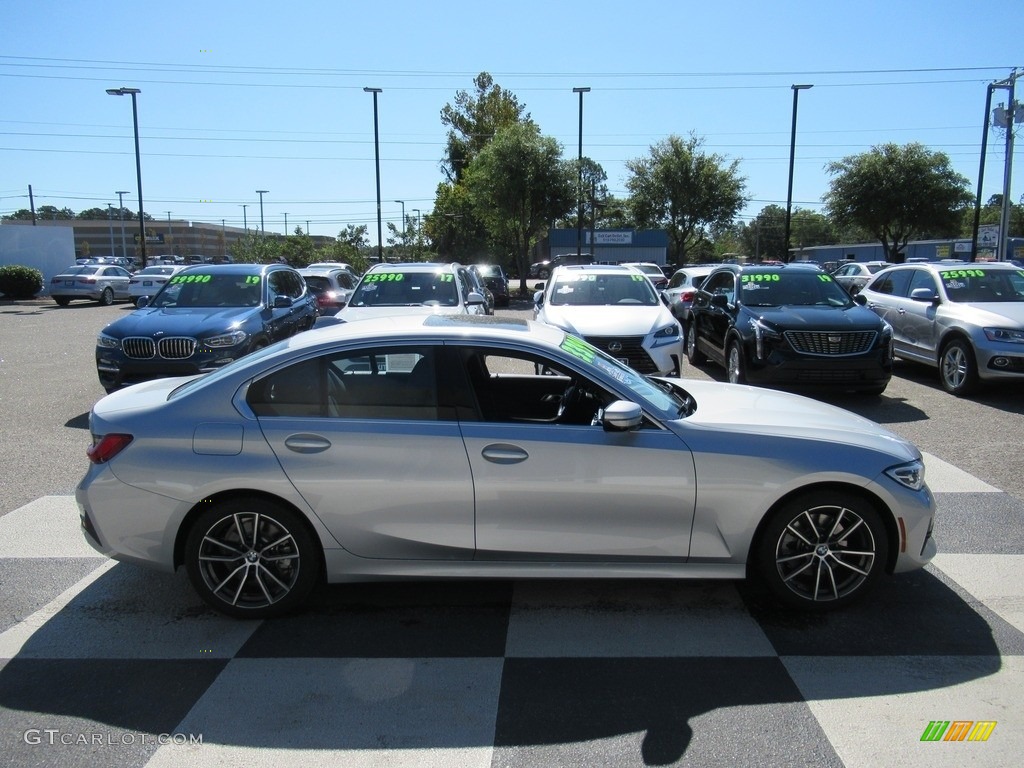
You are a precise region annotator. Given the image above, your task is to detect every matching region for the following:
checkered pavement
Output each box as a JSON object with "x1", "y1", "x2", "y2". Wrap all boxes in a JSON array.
[{"x1": 1, "y1": 452, "x2": 1022, "y2": 767}]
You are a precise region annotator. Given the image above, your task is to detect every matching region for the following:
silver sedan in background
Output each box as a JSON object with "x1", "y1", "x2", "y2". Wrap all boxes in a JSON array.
[
  {"x1": 77, "y1": 314, "x2": 935, "y2": 619},
  {"x1": 859, "y1": 262, "x2": 1024, "y2": 395},
  {"x1": 49, "y1": 264, "x2": 133, "y2": 306}
]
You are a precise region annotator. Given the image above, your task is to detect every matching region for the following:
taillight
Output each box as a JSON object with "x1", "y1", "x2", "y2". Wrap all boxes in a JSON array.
[
  {"x1": 87, "y1": 434, "x2": 133, "y2": 464},
  {"x1": 681, "y1": 289, "x2": 695, "y2": 301}
]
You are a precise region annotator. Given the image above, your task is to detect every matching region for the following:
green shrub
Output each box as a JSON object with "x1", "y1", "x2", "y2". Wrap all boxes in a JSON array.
[{"x1": 0, "y1": 265, "x2": 44, "y2": 299}]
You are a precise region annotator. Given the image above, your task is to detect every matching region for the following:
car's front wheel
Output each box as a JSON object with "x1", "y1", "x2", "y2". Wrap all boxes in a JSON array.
[
  {"x1": 184, "y1": 497, "x2": 321, "y2": 619},
  {"x1": 727, "y1": 341, "x2": 746, "y2": 384},
  {"x1": 939, "y1": 338, "x2": 978, "y2": 396},
  {"x1": 98, "y1": 287, "x2": 114, "y2": 306},
  {"x1": 755, "y1": 491, "x2": 888, "y2": 610},
  {"x1": 686, "y1": 321, "x2": 706, "y2": 365}
]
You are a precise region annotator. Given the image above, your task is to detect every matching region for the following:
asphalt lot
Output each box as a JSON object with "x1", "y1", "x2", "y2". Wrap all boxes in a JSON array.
[{"x1": 1, "y1": 294, "x2": 1022, "y2": 514}]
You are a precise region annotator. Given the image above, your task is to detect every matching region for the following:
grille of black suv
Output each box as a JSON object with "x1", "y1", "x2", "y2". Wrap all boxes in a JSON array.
[
  {"x1": 784, "y1": 330, "x2": 877, "y2": 356},
  {"x1": 121, "y1": 336, "x2": 197, "y2": 359}
]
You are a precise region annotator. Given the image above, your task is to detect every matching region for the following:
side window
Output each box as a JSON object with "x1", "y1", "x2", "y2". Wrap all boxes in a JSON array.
[
  {"x1": 703, "y1": 272, "x2": 735, "y2": 303},
  {"x1": 267, "y1": 270, "x2": 288, "y2": 301},
  {"x1": 907, "y1": 269, "x2": 937, "y2": 296},
  {"x1": 285, "y1": 271, "x2": 304, "y2": 298},
  {"x1": 870, "y1": 269, "x2": 913, "y2": 297},
  {"x1": 459, "y1": 346, "x2": 612, "y2": 426},
  {"x1": 248, "y1": 346, "x2": 439, "y2": 420}
]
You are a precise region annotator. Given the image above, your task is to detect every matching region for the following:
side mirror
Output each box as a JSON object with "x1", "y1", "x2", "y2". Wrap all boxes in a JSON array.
[
  {"x1": 910, "y1": 287, "x2": 939, "y2": 304},
  {"x1": 853, "y1": 293, "x2": 867, "y2": 306},
  {"x1": 533, "y1": 290, "x2": 545, "y2": 306},
  {"x1": 273, "y1": 295, "x2": 293, "y2": 308},
  {"x1": 466, "y1": 291, "x2": 485, "y2": 306},
  {"x1": 602, "y1": 400, "x2": 643, "y2": 431},
  {"x1": 710, "y1": 293, "x2": 729, "y2": 309}
]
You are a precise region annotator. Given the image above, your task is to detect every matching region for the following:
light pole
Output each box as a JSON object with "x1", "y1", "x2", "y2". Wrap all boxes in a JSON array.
[
  {"x1": 364, "y1": 87, "x2": 384, "y2": 263},
  {"x1": 573, "y1": 87, "x2": 591, "y2": 260},
  {"x1": 105, "y1": 87, "x2": 146, "y2": 267},
  {"x1": 255, "y1": 190, "x2": 268, "y2": 234},
  {"x1": 282, "y1": 212, "x2": 288, "y2": 236},
  {"x1": 107, "y1": 204, "x2": 116, "y2": 257},
  {"x1": 239, "y1": 204, "x2": 248, "y2": 232},
  {"x1": 166, "y1": 211, "x2": 173, "y2": 256},
  {"x1": 115, "y1": 190, "x2": 129, "y2": 258},
  {"x1": 784, "y1": 84, "x2": 813, "y2": 262},
  {"x1": 394, "y1": 199, "x2": 405, "y2": 257},
  {"x1": 412, "y1": 208, "x2": 421, "y2": 259}
]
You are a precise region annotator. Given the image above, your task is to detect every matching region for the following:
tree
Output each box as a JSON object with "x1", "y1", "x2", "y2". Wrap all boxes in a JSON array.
[
  {"x1": 315, "y1": 225, "x2": 371, "y2": 272},
  {"x1": 463, "y1": 123, "x2": 575, "y2": 294},
  {"x1": 230, "y1": 232, "x2": 281, "y2": 264},
  {"x1": 440, "y1": 72, "x2": 532, "y2": 184},
  {"x1": 1, "y1": 209, "x2": 35, "y2": 221},
  {"x1": 740, "y1": 205, "x2": 786, "y2": 261},
  {"x1": 824, "y1": 143, "x2": 972, "y2": 262},
  {"x1": 790, "y1": 209, "x2": 835, "y2": 249},
  {"x1": 280, "y1": 228, "x2": 317, "y2": 267},
  {"x1": 625, "y1": 133, "x2": 747, "y2": 262},
  {"x1": 38, "y1": 205, "x2": 75, "y2": 220},
  {"x1": 425, "y1": 181, "x2": 491, "y2": 262}
]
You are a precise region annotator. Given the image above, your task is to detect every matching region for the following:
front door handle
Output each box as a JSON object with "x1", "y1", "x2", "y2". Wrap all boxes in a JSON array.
[{"x1": 481, "y1": 443, "x2": 529, "y2": 464}]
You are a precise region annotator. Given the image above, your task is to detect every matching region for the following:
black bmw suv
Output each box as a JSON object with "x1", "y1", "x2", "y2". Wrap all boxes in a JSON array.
[
  {"x1": 96, "y1": 263, "x2": 317, "y2": 392},
  {"x1": 685, "y1": 263, "x2": 893, "y2": 394}
]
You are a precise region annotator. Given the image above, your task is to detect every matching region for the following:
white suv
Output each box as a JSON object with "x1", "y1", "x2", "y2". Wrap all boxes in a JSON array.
[
  {"x1": 338, "y1": 262, "x2": 487, "y2": 322},
  {"x1": 533, "y1": 263, "x2": 683, "y2": 376}
]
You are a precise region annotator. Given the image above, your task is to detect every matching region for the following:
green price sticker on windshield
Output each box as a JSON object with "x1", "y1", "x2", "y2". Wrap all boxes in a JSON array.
[
  {"x1": 940, "y1": 269, "x2": 986, "y2": 279},
  {"x1": 561, "y1": 335, "x2": 595, "y2": 363},
  {"x1": 364, "y1": 273, "x2": 405, "y2": 282},
  {"x1": 741, "y1": 273, "x2": 780, "y2": 283},
  {"x1": 170, "y1": 274, "x2": 213, "y2": 284}
]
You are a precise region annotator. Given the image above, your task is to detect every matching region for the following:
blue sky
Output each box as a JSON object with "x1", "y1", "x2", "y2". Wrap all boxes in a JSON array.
[{"x1": 1, "y1": 0, "x2": 1021, "y2": 244}]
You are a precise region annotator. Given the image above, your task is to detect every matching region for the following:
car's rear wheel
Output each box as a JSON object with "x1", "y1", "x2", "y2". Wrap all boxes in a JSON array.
[
  {"x1": 686, "y1": 321, "x2": 706, "y2": 365},
  {"x1": 939, "y1": 338, "x2": 978, "y2": 396},
  {"x1": 755, "y1": 491, "x2": 888, "y2": 610},
  {"x1": 727, "y1": 341, "x2": 746, "y2": 384},
  {"x1": 184, "y1": 497, "x2": 321, "y2": 619},
  {"x1": 54, "y1": 297, "x2": 71, "y2": 307},
  {"x1": 98, "y1": 287, "x2": 114, "y2": 306}
]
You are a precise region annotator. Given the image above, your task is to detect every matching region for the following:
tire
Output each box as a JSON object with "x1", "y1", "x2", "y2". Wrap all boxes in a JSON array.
[
  {"x1": 938, "y1": 338, "x2": 978, "y2": 397},
  {"x1": 755, "y1": 491, "x2": 888, "y2": 610},
  {"x1": 98, "y1": 287, "x2": 114, "y2": 306},
  {"x1": 184, "y1": 497, "x2": 321, "y2": 619},
  {"x1": 858, "y1": 383, "x2": 887, "y2": 396},
  {"x1": 686, "y1": 321, "x2": 706, "y2": 365},
  {"x1": 54, "y1": 297, "x2": 71, "y2": 307},
  {"x1": 727, "y1": 341, "x2": 746, "y2": 384}
]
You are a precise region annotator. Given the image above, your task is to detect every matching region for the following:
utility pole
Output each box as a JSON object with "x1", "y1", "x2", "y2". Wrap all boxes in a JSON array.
[{"x1": 993, "y1": 69, "x2": 1020, "y2": 261}]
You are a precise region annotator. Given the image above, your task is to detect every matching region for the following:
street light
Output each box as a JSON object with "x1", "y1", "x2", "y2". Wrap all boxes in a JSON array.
[
  {"x1": 412, "y1": 208, "x2": 421, "y2": 259},
  {"x1": 784, "y1": 84, "x2": 813, "y2": 262},
  {"x1": 107, "y1": 204, "x2": 116, "y2": 257},
  {"x1": 105, "y1": 87, "x2": 146, "y2": 267},
  {"x1": 115, "y1": 190, "x2": 129, "y2": 258},
  {"x1": 256, "y1": 190, "x2": 268, "y2": 234},
  {"x1": 364, "y1": 87, "x2": 383, "y2": 263},
  {"x1": 282, "y1": 212, "x2": 288, "y2": 236},
  {"x1": 573, "y1": 87, "x2": 591, "y2": 260},
  {"x1": 239, "y1": 204, "x2": 248, "y2": 232},
  {"x1": 394, "y1": 199, "x2": 405, "y2": 256}
]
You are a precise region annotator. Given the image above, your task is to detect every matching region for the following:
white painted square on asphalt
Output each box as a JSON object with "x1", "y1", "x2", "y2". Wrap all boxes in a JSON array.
[
  {"x1": 0, "y1": 496, "x2": 106, "y2": 558},
  {"x1": 933, "y1": 553, "x2": 1024, "y2": 636},
  {"x1": 147, "y1": 657, "x2": 503, "y2": 768}
]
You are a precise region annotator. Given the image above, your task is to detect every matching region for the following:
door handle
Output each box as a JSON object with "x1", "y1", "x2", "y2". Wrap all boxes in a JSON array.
[
  {"x1": 481, "y1": 443, "x2": 529, "y2": 464},
  {"x1": 284, "y1": 434, "x2": 331, "y2": 453}
]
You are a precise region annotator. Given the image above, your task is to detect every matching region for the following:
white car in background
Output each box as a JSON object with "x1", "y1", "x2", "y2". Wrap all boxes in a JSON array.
[
  {"x1": 127, "y1": 265, "x2": 185, "y2": 307},
  {"x1": 533, "y1": 263, "x2": 683, "y2": 376},
  {"x1": 337, "y1": 262, "x2": 487, "y2": 322}
]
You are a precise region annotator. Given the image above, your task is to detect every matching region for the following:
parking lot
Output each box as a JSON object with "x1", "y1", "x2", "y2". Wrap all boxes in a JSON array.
[{"x1": 2, "y1": 296, "x2": 1023, "y2": 767}]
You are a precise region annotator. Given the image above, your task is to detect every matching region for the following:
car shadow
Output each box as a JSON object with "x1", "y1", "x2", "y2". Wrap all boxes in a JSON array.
[{"x1": 0, "y1": 563, "x2": 1010, "y2": 763}]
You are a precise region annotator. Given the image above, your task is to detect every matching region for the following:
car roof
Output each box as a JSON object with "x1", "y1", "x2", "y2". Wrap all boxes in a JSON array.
[
  {"x1": 364, "y1": 261, "x2": 460, "y2": 272},
  {"x1": 551, "y1": 263, "x2": 640, "y2": 275},
  {"x1": 176, "y1": 262, "x2": 292, "y2": 274}
]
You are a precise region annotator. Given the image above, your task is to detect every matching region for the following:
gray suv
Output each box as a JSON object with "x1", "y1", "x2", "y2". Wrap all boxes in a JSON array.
[{"x1": 859, "y1": 262, "x2": 1024, "y2": 395}]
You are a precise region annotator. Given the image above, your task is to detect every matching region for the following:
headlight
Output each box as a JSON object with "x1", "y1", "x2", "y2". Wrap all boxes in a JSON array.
[
  {"x1": 96, "y1": 333, "x2": 120, "y2": 349},
  {"x1": 885, "y1": 460, "x2": 926, "y2": 491},
  {"x1": 203, "y1": 330, "x2": 248, "y2": 348},
  {"x1": 750, "y1": 318, "x2": 782, "y2": 360},
  {"x1": 983, "y1": 327, "x2": 1024, "y2": 344},
  {"x1": 651, "y1": 323, "x2": 680, "y2": 346}
]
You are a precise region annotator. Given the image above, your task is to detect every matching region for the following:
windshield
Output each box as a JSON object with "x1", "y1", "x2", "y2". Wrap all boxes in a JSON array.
[
  {"x1": 549, "y1": 272, "x2": 659, "y2": 306},
  {"x1": 137, "y1": 266, "x2": 177, "y2": 276},
  {"x1": 939, "y1": 268, "x2": 1024, "y2": 303},
  {"x1": 149, "y1": 273, "x2": 263, "y2": 308},
  {"x1": 739, "y1": 271, "x2": 853, "y2": 308},
  {"x1": 350, "y1": 270, "x2": 459, "y2": 307}
]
